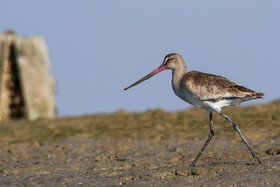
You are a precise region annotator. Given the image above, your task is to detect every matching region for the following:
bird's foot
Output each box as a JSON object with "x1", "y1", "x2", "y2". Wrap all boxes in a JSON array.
[
  {"x1": 189, "y1": 162, "x2": 196, "y2": 167},
  {"x1": 249, "y1": 155, "x2": 262, "y2": 165}
]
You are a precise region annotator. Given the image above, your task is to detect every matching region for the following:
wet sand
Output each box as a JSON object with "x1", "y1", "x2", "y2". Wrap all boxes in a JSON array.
[
  {"x1": 0, "y1": 137, "x2": 279, "y2": 186},
  {"x1": 0, "y1": 101, "x2": 279, "y2": 186}
]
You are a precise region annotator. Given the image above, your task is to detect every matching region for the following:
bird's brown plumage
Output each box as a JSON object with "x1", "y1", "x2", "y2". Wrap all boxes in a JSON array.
[{"x1": 182, "y1": 71, "x2": 264, "y2": 102}]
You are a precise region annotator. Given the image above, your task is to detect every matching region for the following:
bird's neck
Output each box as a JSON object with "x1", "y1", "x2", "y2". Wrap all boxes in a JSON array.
[{"x1": 172, "y1": 64, "x2": 186, "y2": 90}]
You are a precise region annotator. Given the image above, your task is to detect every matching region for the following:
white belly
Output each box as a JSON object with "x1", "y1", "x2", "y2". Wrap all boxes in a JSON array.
[
  {"x1": 172, "y1": 86, "x2": 209, "y2": 109},
  {"x1": 172, "y1": 86, "x2": 238, "y2": 112}
]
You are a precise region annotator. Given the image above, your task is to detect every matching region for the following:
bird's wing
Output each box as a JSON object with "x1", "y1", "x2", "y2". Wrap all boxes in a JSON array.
[{"x1": 182, "y1": 71, "x2": 263, "y2": 101}]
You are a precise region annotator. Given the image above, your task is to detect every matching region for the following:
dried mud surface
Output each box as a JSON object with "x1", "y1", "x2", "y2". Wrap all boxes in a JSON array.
[{"x1": 0, "y1": 101, "x2": 280, "y2": 186}]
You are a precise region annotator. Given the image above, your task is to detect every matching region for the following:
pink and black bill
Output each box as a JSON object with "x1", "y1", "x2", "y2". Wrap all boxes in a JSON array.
[{"x1": 124, "y1": 65, "x2": 166, "y2": 90}]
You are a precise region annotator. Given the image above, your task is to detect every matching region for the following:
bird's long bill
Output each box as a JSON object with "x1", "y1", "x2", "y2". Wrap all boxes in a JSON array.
[{"x1": 124, "y1": 65, "x2": 166, "y2": 90}]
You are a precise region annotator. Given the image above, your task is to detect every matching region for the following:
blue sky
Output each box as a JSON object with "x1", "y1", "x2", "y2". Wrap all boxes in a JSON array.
[{"x1": 1, "y1": 1, "x2": 279, "y2": 116}]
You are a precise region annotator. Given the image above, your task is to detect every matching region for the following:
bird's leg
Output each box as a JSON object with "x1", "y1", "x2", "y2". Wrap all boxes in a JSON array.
[
  {"x1": 190, "y1": 112, "x2": 214, "y2": 167},
  {"x1": 219, "y1": 112, "x2": 261, "y2": 165}
]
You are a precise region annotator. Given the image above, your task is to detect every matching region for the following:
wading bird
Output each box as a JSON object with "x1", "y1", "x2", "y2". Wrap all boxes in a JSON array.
[{"x1": 124, "y1": 53, "x2": 263, "y2": 167}]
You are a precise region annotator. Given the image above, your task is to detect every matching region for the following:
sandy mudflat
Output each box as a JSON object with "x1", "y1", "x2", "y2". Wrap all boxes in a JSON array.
[
  {"x1": 0, "y1": 137, "x2": 279, "y2": 186},
  {"x1": 0, "y1": 101, "x2": 279, "y2": 186}
]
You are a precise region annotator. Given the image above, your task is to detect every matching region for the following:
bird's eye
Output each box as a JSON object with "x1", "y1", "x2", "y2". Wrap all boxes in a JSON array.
[{"x1": 166, "y1": 58, "x2": 170, "y2": 62}]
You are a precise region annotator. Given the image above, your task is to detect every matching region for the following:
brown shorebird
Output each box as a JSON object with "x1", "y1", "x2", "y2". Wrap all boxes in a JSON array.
[{"x1": 124, "y1": 53, "x2": 264, "y2": 167}]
